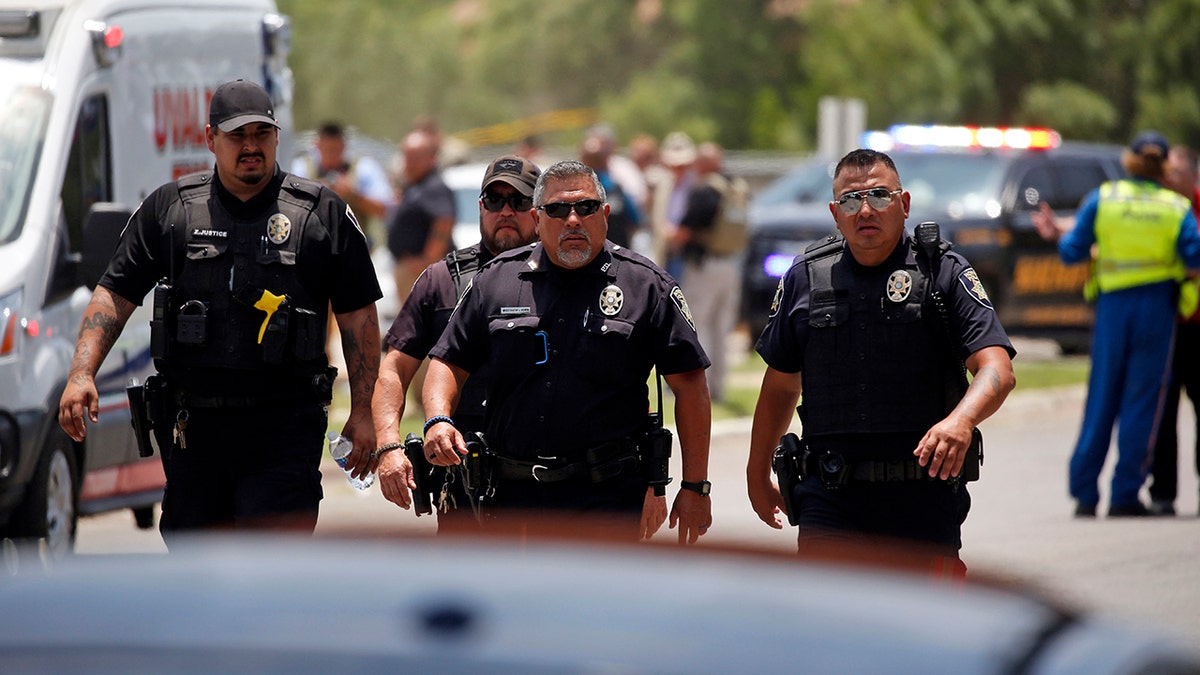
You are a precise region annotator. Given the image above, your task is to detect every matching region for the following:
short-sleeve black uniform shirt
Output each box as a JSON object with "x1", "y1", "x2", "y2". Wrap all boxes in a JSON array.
[{"x1": 431, "y1": 242, "x2": 709, "y2": 459}]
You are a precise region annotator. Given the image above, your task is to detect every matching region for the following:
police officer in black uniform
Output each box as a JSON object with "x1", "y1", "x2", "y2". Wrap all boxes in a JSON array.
[
  {"x1": 746, "y1": 149, "x2": 1016, "y2": 574},
  {"x1": 372, "y1": 155, "x2": 545, "y2": 532},
  {"x1": 59, "y1": 80, "x2": 382, "y2": 543},
  {"x1": 422, "y1": 160, "x2": 713, "y2": 543}
]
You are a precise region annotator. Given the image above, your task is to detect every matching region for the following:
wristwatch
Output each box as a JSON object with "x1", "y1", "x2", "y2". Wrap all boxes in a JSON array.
[{"x1": 680, "y1": 480, "x2": 711, "y2": 496}]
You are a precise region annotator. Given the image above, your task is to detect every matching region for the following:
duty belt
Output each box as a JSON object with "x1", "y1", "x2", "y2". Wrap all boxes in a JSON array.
[
  {"x1": 493, "y1": 438, "x2": 640, "y2": 484},
  {"x1": 169, "y1": 368, "x2": 335, "y2": 409},
  {"x1": 850, "y1": 457, "x2": 934, "y2": 483}
]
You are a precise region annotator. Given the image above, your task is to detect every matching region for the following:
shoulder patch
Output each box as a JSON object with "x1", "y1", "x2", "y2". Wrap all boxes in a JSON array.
[
  {"x1": 670, "y1": 286, "x2": 696, "y2": 331},
  {"x1": 769, "y1": 277, "x2": 785, "y2": 318},
  {"x1": 958, "y1": 267, "x2": 994, "y2": 309}
]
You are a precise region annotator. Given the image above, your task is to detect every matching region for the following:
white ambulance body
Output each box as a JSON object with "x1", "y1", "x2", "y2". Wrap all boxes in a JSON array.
[{"x1": 0, "y1": 0, "x2": 292, "y2": 556}]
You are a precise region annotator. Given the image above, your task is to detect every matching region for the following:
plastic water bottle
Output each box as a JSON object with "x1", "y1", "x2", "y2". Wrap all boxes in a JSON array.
[{"x1": 327, "y1": 430, "x2": 375, "y2": 490}]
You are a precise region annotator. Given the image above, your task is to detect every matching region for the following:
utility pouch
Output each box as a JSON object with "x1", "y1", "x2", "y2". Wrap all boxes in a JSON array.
[
  {"x1": 462, "y1": 432, "x2": 491, "y2": 497},
  {"x1": 311, "y1": 366, "x2": 336, "y2": 404},
  {"x1": 641, "y1": 412, "x2": 673, "y2": 496},
  {"x1": 962, "y1": 428, "x2": 983, "y2": 482},
  {"x1": 261, "y1": 301, "x2": 290, "y2": 364},
  {"x1": 150, "y1": 280, "x2": 173, "y2": 365},
  {"x1": 772, "y1": 433, "x2": 805, "y2": 526},
  {"x1": 176, "y1": 300, "x2": 208, "y2": 345},
  {"x1": 817, "y1": 452, "x2": 852, "y2": 489},
  {"x1": 292, "y1": 307, "x2": 323, "y2": 361}
]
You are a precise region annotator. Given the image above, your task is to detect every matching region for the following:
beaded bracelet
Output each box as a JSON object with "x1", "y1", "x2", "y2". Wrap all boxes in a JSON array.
[
  {"x1": 370, "y1": 441, "x2": 405, "y2": 461},
  {"x1": 423, "y1": 415, "x2": 455, "y2": 435}
]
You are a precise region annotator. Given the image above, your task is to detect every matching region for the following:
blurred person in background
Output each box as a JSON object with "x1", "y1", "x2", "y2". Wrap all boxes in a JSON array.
[
  {"x1": 386, "y1": 128, "x2": 456, "y2": 307},
  {"x1": 1035, "y1": 131, "x2": 1200, "y2": 518},
  {"x1": 675, "y1": 142, "x2": 747, "y2": 403},
  {"x1": 580, "y1": 132, "x2": 642, "y2": 249},
  {"x1": 1149, "y1": 144, "x2": 1200, "y2": 516},
  {"x1": 650, "y1": 131, "x2": 697, "y2": 281},
  {"x1": 290, "y1": 121, "x2": 394, "y2": 244}
]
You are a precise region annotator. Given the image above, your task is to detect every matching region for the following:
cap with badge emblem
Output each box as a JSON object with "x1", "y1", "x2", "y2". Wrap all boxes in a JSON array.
[{"x1": 209, "y1": 79, "x2": 280, "y2": 133}]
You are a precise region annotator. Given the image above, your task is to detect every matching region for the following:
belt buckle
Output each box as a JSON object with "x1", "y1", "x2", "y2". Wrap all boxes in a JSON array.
[{"x1": 530, "y1": 456, "x2": 559, "y2": 482}]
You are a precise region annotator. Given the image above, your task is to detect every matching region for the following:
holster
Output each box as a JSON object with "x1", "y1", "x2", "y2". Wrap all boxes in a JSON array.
[
  {"x1": 771, "y1": 433, "x2": 805, "y2": 526},
  {"x1": 404, "y1": 432, "x2": 434, "y2": 516},
  {"x1": 126, "y1": 375, "x2": 171, "y2": 458},
  {"x1": 962, "y1": 427, "x2": 983, "y2": 482}
]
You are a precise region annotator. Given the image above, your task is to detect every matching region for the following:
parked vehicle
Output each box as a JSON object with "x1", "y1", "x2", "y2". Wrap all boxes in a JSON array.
[
  {"x1": 0, "y1": 0, "x2": 293, "y2": 556},
  {"x1": 741, "y1": 125, "x2": 1124, "y2": 352}
]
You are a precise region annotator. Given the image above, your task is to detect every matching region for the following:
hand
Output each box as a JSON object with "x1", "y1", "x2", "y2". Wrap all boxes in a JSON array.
[
  {"x1": 58, "y1": 376, "x2": 99, "y2": 442},
  {"x1": 669, "y1": 489, "x2": 712, "y2": 545},
  {"x1": 377, "y1": 449, "x2": 415, "y2": 510},
  {"x1": 424, "y1": 422, "x2": 465, "y2": 466},
  {"x1": 1032, "y1": 202, "x2": 1062, "y2": 243},
  {"x1": 341, "y1": 410, "x2": 377, "y2": 479},
  {"x1": 914, "y1": 417, "x2": 974, "y2": 480},
  {"x1": 747, "y1": 474, "x2": 786, "y2": 530},
  {"x1": 639, "y1": 487, "x2": 668, "y2": 540}
]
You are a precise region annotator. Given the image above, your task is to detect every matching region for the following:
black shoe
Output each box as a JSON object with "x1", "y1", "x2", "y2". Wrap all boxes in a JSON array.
[
  {"x1": 1108, "y1": 502, "x2": 1152, "y2": 517},
  {"x1": 1074, "y1": 502, "x2": 1097, "y2": 518},
  {"x1": 1148, "y1": 500, "x2": 1176, "y2": 517}
]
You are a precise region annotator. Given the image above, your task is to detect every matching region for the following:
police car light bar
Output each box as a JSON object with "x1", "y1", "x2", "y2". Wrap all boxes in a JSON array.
[{"x1": 863, "y1": 125, "x2": 1062, "y2": 152}]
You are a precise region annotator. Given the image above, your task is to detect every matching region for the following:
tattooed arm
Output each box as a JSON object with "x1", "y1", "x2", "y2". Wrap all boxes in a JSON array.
[
  {"x1": 59, "y1": 286, "x2": 138, "y2": 441},
  {"x1": 913, "y1": 345, "x2": 1016, "y2": 480},
  {"x1": 335, "y1": 303, "x2": 381, "y2": 478}
]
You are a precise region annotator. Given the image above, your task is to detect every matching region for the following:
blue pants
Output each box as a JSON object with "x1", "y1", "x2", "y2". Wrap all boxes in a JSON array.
[{"x1": 1070, "y1": 283, "x2": 1176, "y2": 508}]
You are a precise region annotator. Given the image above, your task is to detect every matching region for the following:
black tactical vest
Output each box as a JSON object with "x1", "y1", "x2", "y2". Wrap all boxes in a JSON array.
[
  {"x1": 164, "y1": 172, "x2": 328, "y2": 379},
  {"x1": 801, "y1": 236, "x2": 953, "y2": 439}
]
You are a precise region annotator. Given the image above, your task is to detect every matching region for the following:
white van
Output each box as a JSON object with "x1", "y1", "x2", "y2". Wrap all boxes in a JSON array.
[{"x1": 0, "y1": 0, "x2": 293, "y2": 557}]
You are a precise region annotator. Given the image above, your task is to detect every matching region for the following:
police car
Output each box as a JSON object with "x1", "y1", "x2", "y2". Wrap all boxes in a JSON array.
[{"x1": 741, "y1": 125, "x2": 1124, "y2": 351}]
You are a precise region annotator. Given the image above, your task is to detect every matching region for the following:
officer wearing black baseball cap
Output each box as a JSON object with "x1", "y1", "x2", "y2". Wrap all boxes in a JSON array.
[
  {"x1": 373, "y1": 155, "x2": 544, "y2": 532},
  {"x1": 60, "y1": 79, "x2": 383, "y2": 545}
]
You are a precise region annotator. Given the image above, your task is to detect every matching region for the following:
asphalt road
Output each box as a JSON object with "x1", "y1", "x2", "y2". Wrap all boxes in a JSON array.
[{"x1": 74, "y1": 344, "x2": 1200, "y2": 647}]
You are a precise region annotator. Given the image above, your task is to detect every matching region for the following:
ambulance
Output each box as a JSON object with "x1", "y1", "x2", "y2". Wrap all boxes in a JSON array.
[{"x1": 0, "y1": 0, "x2": 293, "y2": 557}]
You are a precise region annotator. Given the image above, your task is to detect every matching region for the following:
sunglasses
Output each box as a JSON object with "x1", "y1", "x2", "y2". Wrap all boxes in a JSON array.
[
  {"x1": 835, "y1": 188, "x2": 903, "y2": 215},
  {"x1": 538, "y1": 199, "x2": 603, "y2": 219},
  {"x1": 481, "y1": 193, "x2": 534, "y2": 212}
]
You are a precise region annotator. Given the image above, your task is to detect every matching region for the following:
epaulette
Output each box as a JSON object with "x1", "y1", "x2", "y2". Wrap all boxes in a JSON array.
[
  {"x1": 804, "y1": 233, "x2": 845, "y2": 261},
  {"x1": 280, "y1": 174, "x2": 323, "y2": 201},
  {"x1": 176, "y1": 170, "x2": 214, "y2": 197}
]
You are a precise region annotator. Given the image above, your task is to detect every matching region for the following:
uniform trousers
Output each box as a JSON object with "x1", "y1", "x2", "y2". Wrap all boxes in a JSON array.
[
  {"x1": 792, "y1": 476, "x2": 970, "y2": 557},
  {"x1": 1070, "y1": 283, "x2": 1176, "y2": 509},
  {"x1": 1150, "y1": 321, "x2": 1200, "y2": 504},
  {"x1": 481, "y1": 471, "x2": 646, "y2": 541},
  {"x1": 157, "y1": 399, "x2": 326, "y2": 545},
  {"x1": 682, "y1": 254, "x2": 740, "y2": 402}
]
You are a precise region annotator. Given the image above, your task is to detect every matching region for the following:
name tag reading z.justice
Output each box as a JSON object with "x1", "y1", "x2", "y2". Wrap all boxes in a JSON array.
[{"x1": 500, "y1": 307, "x2": 531, "y2": 315}]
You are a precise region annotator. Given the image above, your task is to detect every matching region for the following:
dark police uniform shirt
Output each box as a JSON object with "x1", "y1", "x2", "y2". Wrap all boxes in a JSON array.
[
  {"x1": 384, "y1": 244, "x2": 494, "y2": 429},
  {"x1": 430, "y1": 241, "x2": 710, "y2": 460},
  {"x1": 100, "y1": 165, "x2": 381, "y2": 394},
  {"x1": 756, "y1": 233, "x2": 1015, "y2": 457},
  {"x1": 386, "y1": 170, "x2": 457, "y2": 258}
]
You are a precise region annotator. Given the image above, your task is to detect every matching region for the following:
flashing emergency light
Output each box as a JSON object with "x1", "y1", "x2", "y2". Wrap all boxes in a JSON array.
[
  {"x1": 862, "y1": 125, "x2": 1062, "y2": 152},
  {"x1": 85, "y1": 20, "x2": 123, "y2": 67}
]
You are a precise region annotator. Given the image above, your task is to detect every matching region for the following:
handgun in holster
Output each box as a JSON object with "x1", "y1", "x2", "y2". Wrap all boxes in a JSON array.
[
  {"x1": 772, "y1": 432, "x2": 806, "y2": 526},
  {"x1": 962, "y1": 427, "x2": 983, "y2": 482},
  {"x1": 126, "y1": 374, "x2": 168, "y2": 458},
  {"x1": 641, "y1": 412, "x2": 673, "y2": 497},
  {"x1": 403, "y1": 432, "x2": 434, "y2": 516}
]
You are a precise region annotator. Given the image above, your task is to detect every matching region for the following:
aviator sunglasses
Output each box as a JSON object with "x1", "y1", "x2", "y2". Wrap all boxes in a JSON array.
[
  {"x1": 481, "y1": 193, "x2": 534, "y2": 212},
  {"x1": 835, "y1": 188, "x2": 903, "y2": 215},
  {"x1": 538, "y1": 199, "x2": 603, "y2": 219}
]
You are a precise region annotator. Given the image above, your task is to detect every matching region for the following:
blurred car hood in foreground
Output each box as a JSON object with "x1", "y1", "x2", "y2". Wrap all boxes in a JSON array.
[{"x1": 1, "y1": 532, "x2": 1196, "y2": 674}]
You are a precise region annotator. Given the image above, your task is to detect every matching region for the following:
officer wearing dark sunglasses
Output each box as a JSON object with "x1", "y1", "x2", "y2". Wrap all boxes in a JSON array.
[
  {"x1": 747, "y1": 148, "x2": 1017, "y2": 576},
  {"x1": 422, "y1": 160, "x2": 714, "y2": 544},
  {"x1": 372, "y1": 155, "x2": 542, "y2": 531}
]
